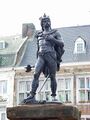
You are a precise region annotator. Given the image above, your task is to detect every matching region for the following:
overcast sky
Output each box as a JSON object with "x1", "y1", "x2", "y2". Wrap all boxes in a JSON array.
[{"x1": 0, "y1": 0, "x2": 90, "y2": 36}]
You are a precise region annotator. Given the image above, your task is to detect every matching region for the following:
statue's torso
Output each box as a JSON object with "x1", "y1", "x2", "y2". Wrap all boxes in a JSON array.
[
  {"x1": 38, "y1": 39, "x2": 54, "y2": 53},
  {"x1": 38, "y1": 31, "x2": 56, "y2": 53}
]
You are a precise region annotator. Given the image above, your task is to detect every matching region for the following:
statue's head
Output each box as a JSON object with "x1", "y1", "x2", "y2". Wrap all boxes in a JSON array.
[{"x1": 39, "y1": 14, "x2": 51, "y2": 30}]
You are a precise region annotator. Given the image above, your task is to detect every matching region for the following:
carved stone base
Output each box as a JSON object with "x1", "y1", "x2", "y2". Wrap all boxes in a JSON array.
[{"x1": 7, "y1": 103, "x2": 81, "y2": 120}]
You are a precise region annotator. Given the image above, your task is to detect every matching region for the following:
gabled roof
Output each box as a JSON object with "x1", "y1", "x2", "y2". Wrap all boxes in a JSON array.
[
  {"x1": 0, "y1": 35, "x2": 27, "y2": 67},
  {"x1": 20, "y1": 37, "x2": 37, "y2": 66},
  {"x1": 1, "y1": 25, "x2": 90, "y2": 68},
  {"x1": 19, "y1": 25, "x2": 90, "y2": 66},
  {"x1": 59, "y1": 25, "x2": 90, "y2": 63}
]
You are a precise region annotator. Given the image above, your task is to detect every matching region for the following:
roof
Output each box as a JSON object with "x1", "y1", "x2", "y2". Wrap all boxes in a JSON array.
[
  {"x1": 0, "y1": 35, "x2": 27, "y2": 67},
  {"x1": 1, "y1": 25, "x2": 90, "y2": 67},
  {"x1": 19, "y1": 25, "x2": 90, "y2": 66},
  {"x1": 58, "y1": 25, "x2": 90, "y2": 63},
  {"x1": 20, "y1": 37, "x2": 37, "y2": 66}
]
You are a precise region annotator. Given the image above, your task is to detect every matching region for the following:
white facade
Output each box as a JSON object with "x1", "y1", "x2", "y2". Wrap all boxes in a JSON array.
[
  {"x1": 0, "y1": 65, "x2": 90, "y2": 120},
  {"x1": 16, "y1": 72, "x2": 74, "y2": 105},
  {"x1": 0, "y1": 68, "x2": 15, "y2": 120}
]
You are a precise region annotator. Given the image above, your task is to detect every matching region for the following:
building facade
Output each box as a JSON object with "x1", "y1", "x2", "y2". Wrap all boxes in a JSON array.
[
  {"x1": 0, "y1": 68, "x2": 15, "y2": 120},
  {"x1": 0, "y1": 24, "x2": 90, "y2": 120},
  {"x1": 14, "y1": 63, "x2": 90, "y2": 120}
]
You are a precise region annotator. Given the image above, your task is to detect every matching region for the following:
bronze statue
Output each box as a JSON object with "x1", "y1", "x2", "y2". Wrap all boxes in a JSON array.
[{"x1": 23, "y1": 14, "x2": 64, "y2": 104}]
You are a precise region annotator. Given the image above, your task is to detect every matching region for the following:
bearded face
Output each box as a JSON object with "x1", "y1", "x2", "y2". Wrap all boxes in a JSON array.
[{"x1": 41, "y1": 18, "x2": 51, "y2": 30}]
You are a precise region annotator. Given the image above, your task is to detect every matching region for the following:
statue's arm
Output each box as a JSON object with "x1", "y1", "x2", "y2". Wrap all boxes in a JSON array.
[
  {"x1": 46, "y1": 31, "x2": 64, "y2": 47},
  {"x1": 54, "y1": 31, "x2": 64, "y2": 47}
]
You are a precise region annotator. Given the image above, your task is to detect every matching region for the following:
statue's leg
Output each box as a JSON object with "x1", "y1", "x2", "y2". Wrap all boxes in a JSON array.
[
  {"x1": 50, "y1": 74, "x2": 57, "y2": 97},
  {"x1": 22, "y1": 56, "x2": 45, "y2": 103},
  {"x1": 30, "y1": 56, "x2": 45, "y2": 98},
  {"x1": 45, "y1": 52, "x2": 57, "y2": 98}
]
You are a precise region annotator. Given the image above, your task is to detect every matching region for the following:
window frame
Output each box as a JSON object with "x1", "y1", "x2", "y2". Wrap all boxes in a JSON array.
[
  {"x1": 0, "y1": 106, "x2": 7, "y2": 120},
  {"x1": 57, "y1": 76, "x2": 73, "y2": 103},
  {"x1": 17, "y1": 78, "x2": 32, "y2": 104},
  {"x1": 0, "y1": 80, "x2": 7, "y2": 96},
  {"x1": 0, "y1": 41, "x2": 5, "y2": 49},
  {"x1": 17, "y1": 76, "x2": 73, "y2": 104},
  {"x1": 74, "y1": 37, "x2": 86, "y2": 54},
  {"x1": 38, "y1": 79, "x2": 51, "y2": 101},
  {"x1": 76, "y1": 75, "x2": 90, "y2": 104}
]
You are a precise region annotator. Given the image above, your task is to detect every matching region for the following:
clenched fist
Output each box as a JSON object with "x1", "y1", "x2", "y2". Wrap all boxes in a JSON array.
[{"x1": 45, "y1": 35, "x2": 55, "y2": 41}]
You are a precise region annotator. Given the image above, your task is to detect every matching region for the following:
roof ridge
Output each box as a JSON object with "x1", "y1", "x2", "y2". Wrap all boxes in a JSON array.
[{"x1": 56, "y1": 24, "x2": 90, "y2": 29}]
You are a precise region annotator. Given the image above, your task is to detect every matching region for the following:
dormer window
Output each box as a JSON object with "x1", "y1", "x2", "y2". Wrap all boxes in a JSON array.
[
  {"x1": 0, "y1": 41, "x2": 5, "y2": 49},
  {"x1": 74, "y1": 37, "x2": 86, "y2": 54}
]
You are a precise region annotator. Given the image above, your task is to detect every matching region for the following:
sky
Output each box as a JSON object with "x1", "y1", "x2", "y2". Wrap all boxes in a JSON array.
[{"x1": 0, "y1": 0, "x2": 90, "y2": 36}]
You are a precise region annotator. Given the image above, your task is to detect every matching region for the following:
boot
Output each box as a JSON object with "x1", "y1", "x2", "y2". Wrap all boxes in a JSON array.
[
  {"x1": 21, "y1": 92, "x2": 36, "y2": 104},
  {"x1": 26, "y1": 92, "x2": 35, "y2": 100}
]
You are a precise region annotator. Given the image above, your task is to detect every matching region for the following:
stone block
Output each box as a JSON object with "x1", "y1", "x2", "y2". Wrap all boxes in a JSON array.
[{"x1": 7, "y1": 103, "x2": 81, "y2": 120}]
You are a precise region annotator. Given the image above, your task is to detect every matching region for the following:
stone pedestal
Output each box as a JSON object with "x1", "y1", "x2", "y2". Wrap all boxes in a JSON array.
[{"x1": 7, "y1": 103, "x2": 81, "y2": 120}]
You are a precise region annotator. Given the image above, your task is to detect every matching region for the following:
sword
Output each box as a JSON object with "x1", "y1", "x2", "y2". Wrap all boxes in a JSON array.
[{"x1": 38, "y1": 74, "x2": 50, "y2": 93}]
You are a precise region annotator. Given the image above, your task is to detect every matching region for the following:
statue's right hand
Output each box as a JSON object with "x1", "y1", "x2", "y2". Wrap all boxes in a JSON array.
[
  {"x1": 25, "y1": 65, "x2": 31, "y2": 72},
  {"x1": 45, "y1": 35, "x2": 54, "y2": 41}
]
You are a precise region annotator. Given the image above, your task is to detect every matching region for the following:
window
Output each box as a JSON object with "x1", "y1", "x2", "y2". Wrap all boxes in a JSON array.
[
  {"x1": 38, "y1": 92, "x2": 44, "y2": 101},
  {"x1": 19, "y1": 81, "x2": 25, "y2": 92},
  {"x1": 0, "y1": 41, "x2": 5, "y2": 49},
  {"x1": 39, "y1": 80, "x2": 44, "y2": 92},
  {"x1": 38, "y1": 91, "x2": 51, "y2": 101},
  {"x1": 19, "y1": 93, "x2": 24, "y2": 103},
  {"x1": 65, "y1": 91, "x2": 71, "y2": 101},
  {"x1": 58, "y1": 78, "x2": 72, "y2": 103},
  {"x1": 58, "y1": 79, "x2": 64, "y2": 90},
  {"x1": 79, "y1": 77, "x2": 85, "y2": 88},
  {"x1": 45, "y1": 91, "x2": 50, "y2": 101},
  {"x1": 58, "y1": 91, "x2": 65, "y2": 102},
  {"x1": 77, "y1": 76, "x2": 90, "y2": 102},
  {"x1": 77, "y1": 43, "x2": 83, "y2": 52},
  {"x1": 65, "y1": 78, "x2": 71, "y2": 89},
  {"x1": 1, "y1": 113, "x2": 6, "y2": 120},
  {"x1": 87, "y1": 90, "x2": 90, "y2": 100},
  {"x1": 74, "y1": 37, "x2": 86, "y2": 54},
  {"x1": 0, "y1": 107, "x2": 6, "y2": 120},
  {"x1": 38, "y1": 79, "x2": 51, "y2": 101},
  {"x1": 0, "y1": 81, "x2": 7, "y2": 95},
  {"x1": 79, "y1": 90, "x2": 85, "y2": 101},
  {"x1": 86, "y1": 77, "x2": 90, "y2": 88},
  {"x1": 26, "y1": 81, "x2": 31, "y2": 91},
  {"x1": 58, "y1": 90, "x2": 71, "y2": 102},
  {"x1": 45, "y1": 79, "x2": 50, "y2": 91},
  {"x1": 18, "y1": 80, "x2": 31, "y2": 103}
]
